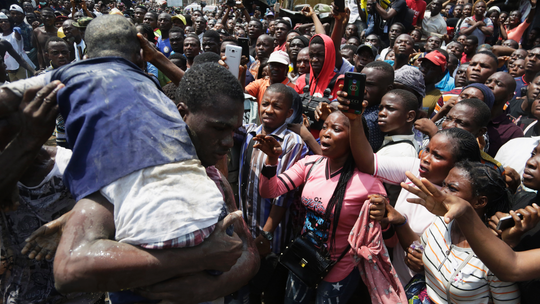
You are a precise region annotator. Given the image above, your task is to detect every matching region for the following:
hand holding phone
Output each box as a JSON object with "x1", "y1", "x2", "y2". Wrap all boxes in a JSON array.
[{"x1": 343, "y1": 72, "x2": 366, "y2": 114}]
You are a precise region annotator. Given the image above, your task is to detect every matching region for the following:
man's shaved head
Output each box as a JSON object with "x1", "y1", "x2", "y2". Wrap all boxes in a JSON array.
[{"x1": 85, "y1": 15, "x2": 140, "y2": 61}]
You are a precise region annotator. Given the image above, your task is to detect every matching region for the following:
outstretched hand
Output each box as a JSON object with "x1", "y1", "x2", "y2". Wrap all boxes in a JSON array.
[
  {"x1": 301, "y1": 6, "x2": 315, "y2": 18},
  {"x1": 253, "y1": 135, "x2": 282, "y2": 165},
  {"x1": 335, "y1": 84, "x2": 368, "y2": 120},
  {"x1": 21, "y1": 211, "x2": 72, "y2": 260},
  {"x1": 137, "y1": 33, "x2": 160, "y2": 63},
  {"x1": 400, "y1": 171, "x2": 471, "y2": 223}
]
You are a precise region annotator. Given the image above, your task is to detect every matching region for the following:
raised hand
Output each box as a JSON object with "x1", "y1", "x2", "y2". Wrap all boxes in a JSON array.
[
  {"x1": 400, "y1": 171, "x2": 471, "y2": 223},
  {"x1": 301, "y1": 6, "x2": 315, "y2": 18},
  {"x1": 253, "y1": 135, "x2": 282, "y2": 165}
]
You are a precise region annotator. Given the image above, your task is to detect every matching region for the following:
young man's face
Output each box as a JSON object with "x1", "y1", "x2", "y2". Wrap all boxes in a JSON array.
[
  {"x1": 143, "y1": 13, "x2": 157, "y2": 28},
  {"x1": 169, "y1": 32, "x2": 184, "y2": 53},
  {"x1": 425, "y1": 37, "x2": 442, "y2": 52},
  {"x1": 363, "y1": 67, "x2": 390, "y2": 106},
  {"x1": 46, "y1": 41, "x2": 70, "y2": 68},
  {"x1": 340, "y1": 48, "x2": 354, "y2": 64},
  {"x1": 158, "y1": 14, "x2": 172, "y2": 32},
  {"x1": 202, "y1": 37, "x2": 219, "y2": 54},
  {"x1": 463, "y1": 39, "x2": 476, "y2": 55},
  {"x1": 296, "y1": 48, "x2": 310, "y2": 75},
  {"x1": 523, "y1": 143, "x2": 540, "y2": 190},
  {"x1": 42, "y1": 11, "x2": 56, "y2": 27},
  {"x1": 353, "y1": 50, "x2": 375, "y2": 72},
  {"x1": 467, "y1": 54, "x2": 497, "y2": 84},
  {"x1": 9, "y1": 11, "x2": 24, "y2": 25},
  {"x1": 525, "y1": 48, "x2": 540, "y2": 74},
  {"x1": 274, "y1": 22, "x2": 289, "y2": 43},
  {"x1": 377, "y1": 93, "x2": 411, "y2": 134},
  {"x1": 256, "y1": 37, "x2": 273, "y2": 59},
  {"x1": 485, "y1": 72, "x2": 513, "y2": 104},
  {"x1": 309, "y1": 43, "x2": 325, "y2": 76},
  {"x1": 509, "y1": 59, "x2": 525, "y2": 77},
  {"x1": 183, "y1": 37, "x2": 200, "y2": 58},
  {"x1": 268, "y1": 62, "x2": 288, "y2": 84},
  {"x1": 184, "y1": 97, "x2": 243, "y2": 167},
  {"x1": 419, "y1": 59, "x2": 443, "y2": 86},
  {"x1": 259, "y1": 90, "x2": 293, "y2": 131}
]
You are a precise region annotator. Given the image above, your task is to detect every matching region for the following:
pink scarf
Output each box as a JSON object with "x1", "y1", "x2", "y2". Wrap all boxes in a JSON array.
[{"x1": 348, "y1": 201, "x2": 407, "y2": 304}]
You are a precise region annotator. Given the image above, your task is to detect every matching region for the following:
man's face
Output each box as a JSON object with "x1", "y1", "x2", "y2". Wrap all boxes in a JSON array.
[
  {"x1": 183, "y1": 37, "x2": 200, "y2": 58},
  {"x1": 226, "y1": 19, "x2": 235, "y2": 31},
  {"x1": 62, "y1": 20, "x2": 80, "y2": 40},
  {"x1": 509, "y1": 59, "x2": 525, "y2": 77},
  {"x1": 268, "y1": 62, "x2": 288, "y2": 84},
  {"x1": 285, "y1": 32, "x2": 299, "y2": 51},
  {"x1": 523, "y1": 143, "x2": 540, "y2": 190},
  {"x1": 309, "y1": 43, "x2": 325, "y2": 76},
  {"x1": 86, "y1": 0, "x2": 95, "y2": 10},
  {"x1": 46, "y1": 41, "x2": 70, "y2": 68},
  {"x1": 485, "y1": 72, "x2": 513, "y2": 104},
  {"x1": 425, "y1": 36, "x2": 442, "y2": 52},
  {"x1": 528, "y1": 29, "x2": 539, "y2": 43},
  {"x1": 463, "y1": 39, "x2": 477, "y2": 55},
  {"x1": 26, "y1": 13, "x2": 37, "y2": 25},
  {"x1": 454, "y1": 5, "x2": 463, "y2": 18},
  {"x1": 429, "y1": 0, "x2": 443, "y2": 15},
  {"x1": 441, "y1": 104, "x2": 482, "y2": 136},
  {"x1": 169, "y1": 32, "x2": 184, "y2": 53},
  {"x1": 419, "y1": 59, "x2": 443, "y2": 86},
  {"x1": 365, "y1": 35, "x2": 380, "y2": 49},
  {"x1": 354, "y1": 50, "x2": 374, "y2": 72},
  {"x1": 192, "y1": 11, "x2": 202, "y2": 20},
  {"x1": 296, "y1": 48, "x2": 310, "y2": 74},
  {"x1": 268, "y1": 20, "x2": 276, "y2": 34},
  {"x1": 447, "y1": 42, "x2": 464, "y2": 58},
  {"x1": 23, "y1": 2, "x2": 34, "y2": 12},
  {"x1": 274, "y1": 22, "x2": 289, "y2": 43},
  {"x1": 502, "y1": 39, "x2": 517, "y2": 49},
  {"x1": 259, "y1": 90, "x2": 293, "y2": 130},
  {"x1": 248, "y1": 21, "x2": 262, "y2": 39},
  {"x1": 184, "y1": 97, "x2": 243, "y2": 167},
  {"x1": 9, "y1": 11, "x2": 24, "y2": 25},
  {"x1": 377, "y1": 93, "x2": 411, "y2": 134},
  {"x1": 158, "y1": 14, "x2": 172, "y2": 32},
  {"x1": 256, "y1": 37, "x2": 273, "y2": 59},
  {"x1": 467, "y1": 54, "x2": 497, "y2": 84},
  {"x1": 463, "y1": 4, "x2": 472, "y2": 17},
  {"x1": 388, "y1": 24, "x2": 403, "y2": 42},
  {"x1": 346, "y1": 37, "x2": 360, "y2": 46},
  {"x1": 345, "y1": 24, "x2": 357, "y2": 38},
  {"x1": 134, "y1": 8, "x2": 146, "y2": 23},
  {"x1": 508, "y1": 11, "x2": 521, "y2": 26},
  {"x1": 288, "y1": 38, "x2": 304, "y2": 62},
  {"x1": 340, "y1": 48, "x2": 354, "y2": 64},
  {"x1": 73, "y1": 11, "x2": 83, "y2": 22},
  {"x1": 202, "y1": 37, "x2": 219, "y2": 54},
  {"x1": 455, "y1": 64, "x2": 469, "y2": 87},
  {"x1": 42, "y1": 11, "x2": 56, "y2": 27},
  {"x1": 194, "y1": 17, "x2": 206, "y2": 34},
  {"x1": 525, "y1": 48, "x2": 540, "y2": 74},
  {"x1": 363, "y1": 67, "x2": 389, "y2": 106},
  {"x1": 393, "y1": 34, "x2": 414, "y2": 59},
  {"x1": 143, "y1": 13, "x2": 157, "y2": 28}
]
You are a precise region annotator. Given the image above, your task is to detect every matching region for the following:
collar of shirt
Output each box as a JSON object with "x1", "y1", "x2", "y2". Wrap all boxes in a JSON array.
[
  {"x1": 490, "y1": 112, "x2": 510, "y2": 126},
  {"x1": 382, "y1": 134, "x2": 415, "y2": 144}
]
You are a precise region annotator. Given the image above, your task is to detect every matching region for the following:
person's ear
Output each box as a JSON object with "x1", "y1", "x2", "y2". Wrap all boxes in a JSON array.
[
  {"x1": 177, "y1": 101, "x2": 189, "y2": 119},
  {"x1": 477, "y1": 126, "x2": 488, "y2": 137},
  {"x1": 386, "y1": 83, "x2": 394, "y2": 91},
  {"x1": 286, "y1": 107, "x2": 293, "y2": 118},
  {"x1": 473, "y1": 195, "x2": 488, "y2": 211},
  {"x1": 406, "y1": 109, "x2": 416, "y2": 123}
]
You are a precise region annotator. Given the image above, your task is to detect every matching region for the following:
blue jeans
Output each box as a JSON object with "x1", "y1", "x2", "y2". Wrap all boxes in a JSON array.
[{"x1": 284, "y1": 268, "x2": 361, "y2": 304}]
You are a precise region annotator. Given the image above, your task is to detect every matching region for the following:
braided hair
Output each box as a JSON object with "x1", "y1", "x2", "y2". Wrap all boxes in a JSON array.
[
  {"x1": 436, "y1": 128, "x2": 481, "y2": 163},
  {"x1": 454, "y1": 160, "x2": 511, "y2": 219}
]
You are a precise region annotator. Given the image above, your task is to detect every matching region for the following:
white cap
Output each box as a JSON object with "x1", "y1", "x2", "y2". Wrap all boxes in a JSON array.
[
  {"x1": 488, "y1": 6, "x2": 501, "y2": 13},
  {"x1": 0, "y1": 13, "x2": 8, "y2": 20},
  {"x1": 10, "y1": 4, "x2": 24, "y2": 14},
  {"x1": 268, "y1": 50, "x2": 290, "y2": 66}
]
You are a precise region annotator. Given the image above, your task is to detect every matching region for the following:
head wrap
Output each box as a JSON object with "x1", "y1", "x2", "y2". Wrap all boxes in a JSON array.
[{"x1": 462, "y1": 83, "x2": 495, "y2": 110}]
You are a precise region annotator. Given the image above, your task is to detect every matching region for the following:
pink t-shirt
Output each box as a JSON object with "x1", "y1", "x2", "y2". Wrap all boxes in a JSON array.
[
  {"x1": 259, "y1": 155, "x2": 386, "y2": 282},
  {"x1": 506, "y1": 21, "x2": 530, "y2": 43}
]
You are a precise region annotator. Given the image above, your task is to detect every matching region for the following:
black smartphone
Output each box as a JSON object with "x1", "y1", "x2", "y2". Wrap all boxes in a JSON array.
[
  {"x1": 226, "y1": 0, "x2": 236, "y2": 7},
  {"x1": 238, "y1": 37, "x2": 250, "y2": 58},
  {"x1": 496, "y1": 213, "x2": 524, "y2": 231},
  {"x1": 344, "y1": 72, "x2": 366, "y2": 113},
  {"x1": 335, "y1": 0, "x2": 345, "y2": 12}
]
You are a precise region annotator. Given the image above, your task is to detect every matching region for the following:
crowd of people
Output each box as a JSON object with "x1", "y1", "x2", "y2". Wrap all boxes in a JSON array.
[{"x1": 2, "y1": 0, "x2": 540, "y2": 303}]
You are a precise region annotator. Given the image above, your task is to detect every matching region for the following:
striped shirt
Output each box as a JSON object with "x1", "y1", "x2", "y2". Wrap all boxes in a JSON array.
[
  {"x1": 238, "y1": 123, "x2": 308, "y2": 253},
  {"x1": 421, "y1": 217, "x2": 521, "y2": 304}
]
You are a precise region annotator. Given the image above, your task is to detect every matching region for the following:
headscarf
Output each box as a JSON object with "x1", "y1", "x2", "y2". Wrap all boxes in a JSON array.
[{"x1": 462, "y1": 83, "x2": 495, "y2": 110}]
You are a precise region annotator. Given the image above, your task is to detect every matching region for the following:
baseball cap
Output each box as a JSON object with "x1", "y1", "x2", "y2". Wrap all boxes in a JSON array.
[
  {"x1": 356, "y1": 44, "x2": 378, "y2": 58},
  {"x1": 172, "y1": 15, "x2": 186, "y2": 25},
  {"x1": 9, "y1": 4, "x2": 24, "y2": 14},
  {"x1": 419, "y1": 50, "x2": 447, "y2": 71},
  {"x1": 73, "y1": 17, "x2": 93, "y2": 29},
  {"x1": 268, "y1": 50, "x2": 290, "y2": 66},
  {"x1": 0, "y1": 13, "x2": 7, "y2": 20}
]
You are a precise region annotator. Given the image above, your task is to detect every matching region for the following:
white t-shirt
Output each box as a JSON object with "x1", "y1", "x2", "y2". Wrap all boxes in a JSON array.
[
  {"x1": 373, "y1": 154, "x2": 437, "y2": 285},
  {"x1": 100, "y1": 159, "x2": 225, "y2": 245}
]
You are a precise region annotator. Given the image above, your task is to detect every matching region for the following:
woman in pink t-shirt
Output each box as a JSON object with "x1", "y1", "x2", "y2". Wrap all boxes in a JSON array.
[
  {"x1": 255, "y1": 111, "x2": 406, "y2": 304},
  {"x1": 501, "y1": 1, "x2": 537, "y2": 44}
]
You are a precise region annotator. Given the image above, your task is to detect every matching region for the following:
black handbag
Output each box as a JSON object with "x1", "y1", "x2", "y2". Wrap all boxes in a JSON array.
[{"x1": 278, "y1": 157, "x2": 350, "y2": 288}]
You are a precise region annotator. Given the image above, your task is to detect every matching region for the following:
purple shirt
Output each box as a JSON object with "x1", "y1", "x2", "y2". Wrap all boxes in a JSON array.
[{"x1": 487, "y1": 113, "x2": 524, "y2": 157}]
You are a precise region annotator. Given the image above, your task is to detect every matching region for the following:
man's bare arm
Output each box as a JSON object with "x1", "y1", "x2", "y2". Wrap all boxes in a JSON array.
[
  {"x1": 54, "y1": 192, "x2": 243, "y2": 293},
  {"x1": 0, "y1": 83, "x2": 62, "y2": 203},
  {"x1": 1, "y1": 41, "x2": 35, "y2": 74}
]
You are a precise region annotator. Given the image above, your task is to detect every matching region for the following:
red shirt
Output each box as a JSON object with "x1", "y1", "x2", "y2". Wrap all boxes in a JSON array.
[{"x1": 406, "y1": 0, "x2": 426, "y2": 26}]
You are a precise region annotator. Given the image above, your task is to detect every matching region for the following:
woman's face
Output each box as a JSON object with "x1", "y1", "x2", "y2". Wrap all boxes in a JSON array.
[
  {"x1": 523, "y1": 143, "x2": 540, "y2": 190},
  {"x1": 441, "y1": 167, "x2": 475, "y2": 203},
  {"x1": 319, "y1": 112, "x2": 350, "y2": 160},
  {"x1": 473, "y1": 1, "x2": 486, "y2": 17},
  {"x1": 489, "y1": 11, "x2": 499, "y2": 25},
  {"x1": 419, "y1": 134, "x2": 456, "y2": 185}
]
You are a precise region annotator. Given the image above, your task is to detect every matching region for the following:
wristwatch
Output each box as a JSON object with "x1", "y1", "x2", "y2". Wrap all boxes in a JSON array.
[{"x1": 261, "y1": 230, "x2": 274, "y2": 241}]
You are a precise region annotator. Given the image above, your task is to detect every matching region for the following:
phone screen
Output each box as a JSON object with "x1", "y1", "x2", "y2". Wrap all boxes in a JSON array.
[{"x1": 344, "y1": 72, "x2": 366, "y2": 113}]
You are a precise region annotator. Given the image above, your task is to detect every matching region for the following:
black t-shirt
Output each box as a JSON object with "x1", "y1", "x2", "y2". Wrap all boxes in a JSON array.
[
  {"x1": 446, "y1": 17, "x2": 459, "y2": 27},
  {"x1": 390, "y1": 0, "x2": 413, "y2": 30}
]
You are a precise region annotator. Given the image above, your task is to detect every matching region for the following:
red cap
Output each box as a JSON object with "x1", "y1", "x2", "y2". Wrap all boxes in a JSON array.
[{"x1": 419, "y1": 50, "x2": 447, "y2": 72}]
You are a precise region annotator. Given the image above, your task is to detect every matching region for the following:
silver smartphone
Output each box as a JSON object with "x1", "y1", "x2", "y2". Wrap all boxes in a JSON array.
[{"x1": 225, "y1": 44, "x2": 242, "y2": 78}]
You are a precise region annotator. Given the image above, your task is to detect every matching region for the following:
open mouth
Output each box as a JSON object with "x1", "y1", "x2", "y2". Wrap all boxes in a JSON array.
[{"x1": 320, "y1": 141, "x2": 331, "y2": 150}]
